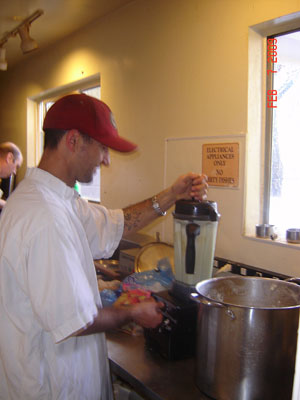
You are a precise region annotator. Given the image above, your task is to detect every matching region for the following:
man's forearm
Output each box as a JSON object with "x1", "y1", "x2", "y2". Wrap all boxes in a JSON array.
[
  {"x1": 122, "y1": 172, "x2": 208, "y2": 237},
  {"x1": 76, "y1": 300, "x2": 164, "y2": 336},
  {"x1": 76, "y1": 306, "x2": 133, "y2": 336},
  {"x1": 122, "y1": 187, "x2": 176, "y2": 237}
]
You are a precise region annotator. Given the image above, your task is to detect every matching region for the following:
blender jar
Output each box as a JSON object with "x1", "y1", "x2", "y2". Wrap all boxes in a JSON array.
[{"x1": 173, "y1": 200, "x2": 220, "y2": 287}]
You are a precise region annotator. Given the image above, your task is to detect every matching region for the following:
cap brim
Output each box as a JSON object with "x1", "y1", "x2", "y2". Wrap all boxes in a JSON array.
[{"x1": 100, "y1": 136, "x2": 138, "y2": 153}]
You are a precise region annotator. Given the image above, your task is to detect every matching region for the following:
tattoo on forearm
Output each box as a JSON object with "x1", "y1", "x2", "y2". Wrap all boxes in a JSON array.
[
  {"x1": 123, "y1": 208, "x2": 143, "y2": 232},
  {"x1": 123, "y1": 199, "x2": 152, "y2": 233}
]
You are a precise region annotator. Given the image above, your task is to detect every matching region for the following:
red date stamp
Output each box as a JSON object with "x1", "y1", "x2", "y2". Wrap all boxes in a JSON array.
[{"x1": 267, "y1": 38, "x2": 278, "y2": 108}]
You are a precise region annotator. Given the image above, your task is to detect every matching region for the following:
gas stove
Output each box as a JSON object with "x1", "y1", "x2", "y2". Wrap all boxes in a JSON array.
[{"x1": 213, "y1": 256, "x2": 289, "y2": 280}]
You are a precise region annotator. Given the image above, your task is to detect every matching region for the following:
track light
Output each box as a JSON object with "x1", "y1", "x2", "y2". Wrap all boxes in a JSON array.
[
  {"x1": 0, "y1": 47, "x2": 7, "y2": 71},
  {"x1": 18, "y1": 24, "x2": 38, "y2": 54},
  {"x1": 0, "y1": 9, "x2": 43, "y2": 70}
]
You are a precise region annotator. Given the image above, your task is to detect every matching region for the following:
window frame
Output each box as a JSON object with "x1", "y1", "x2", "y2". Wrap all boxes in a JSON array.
[
  {"x1": 245, "y1": 13, "x2": 300, "y2": 241},
  {"x1": 263, "y1": 29, "x2": 300, "y2": 229}
]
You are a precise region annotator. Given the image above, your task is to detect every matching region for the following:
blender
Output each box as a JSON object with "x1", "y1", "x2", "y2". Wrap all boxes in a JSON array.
[
  {"x1": 171, "y1": 199, "x2": 220, "y2": 298},
  {"x1": 144, "y1": 199, "x2": 220, "y2": 360}
]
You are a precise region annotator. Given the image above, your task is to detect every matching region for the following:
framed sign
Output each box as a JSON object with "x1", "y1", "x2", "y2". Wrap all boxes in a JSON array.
[{"x1": 202, "y1": 143, "x2": 239, "y2": 187}]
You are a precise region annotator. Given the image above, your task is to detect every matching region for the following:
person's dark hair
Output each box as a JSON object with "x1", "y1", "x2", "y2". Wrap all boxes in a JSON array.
[
  {"x1": 43, "y1": 129, "x2": 93, "y2": 150},
  {"x1": 43, "y1": 129, "x2": 67, "y2": 150},
  {"x1": 79, "y1": 131, "x2": 93, "y2": 144}
]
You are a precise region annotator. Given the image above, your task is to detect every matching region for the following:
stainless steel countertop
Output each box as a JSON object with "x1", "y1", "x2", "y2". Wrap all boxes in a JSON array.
[{"x1": 106, "y1": 330, "x2": 212, "y2": 400}]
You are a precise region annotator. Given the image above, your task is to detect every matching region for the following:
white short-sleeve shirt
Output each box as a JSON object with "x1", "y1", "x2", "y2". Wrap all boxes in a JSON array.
[{"x1": 0, "y1": 168, "x2": 124, "y2": 400}]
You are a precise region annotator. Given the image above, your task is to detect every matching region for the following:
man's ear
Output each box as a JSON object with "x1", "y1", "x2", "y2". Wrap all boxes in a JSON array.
[
  {"x1": 65, "y1": 130, "x2": 80, "y2": 152},
  {"x1": 6, "y1": 152, "x2": 14, "y2": 164}
]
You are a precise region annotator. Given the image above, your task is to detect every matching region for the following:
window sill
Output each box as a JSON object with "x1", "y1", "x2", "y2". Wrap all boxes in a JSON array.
[{"x1": 244, "y1": 234, "x2": 300, "y2": 250}]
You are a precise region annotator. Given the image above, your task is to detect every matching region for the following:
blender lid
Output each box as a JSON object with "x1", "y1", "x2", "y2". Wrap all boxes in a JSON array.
[{"x1": 173, "y1": 199, "x2": 220, "y2": 221}]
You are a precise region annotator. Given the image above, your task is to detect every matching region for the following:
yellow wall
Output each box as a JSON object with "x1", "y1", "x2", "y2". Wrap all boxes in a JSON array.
[{"x1": 1, "y1": 0, "x2": 300, "y2": 275}]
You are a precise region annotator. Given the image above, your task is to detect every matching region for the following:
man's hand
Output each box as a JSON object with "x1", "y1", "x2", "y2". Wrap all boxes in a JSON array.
[
  {"x1": 75, "y1": 299, "x2": 164, "y2": 336},
  {"x1": 171, "y1": 172, "x2": 208, "y2": 201},
  {"x1": 130, "y1": 299, "x2": 164, "y2": 329},
  {"x1": 0, "y1": 199, "x2": 6, "y2": 209}
]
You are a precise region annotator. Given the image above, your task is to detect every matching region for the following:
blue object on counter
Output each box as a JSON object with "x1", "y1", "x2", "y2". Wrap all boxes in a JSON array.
[
  {"x1": 123, "y1": 257, "x2": 174, "y2": 293},
  {"x1": 100, "y1": 258, "x2": 174, "y2": 306},
  {"x1": 100, "y1": 289, "x2": 119, "y2": 307}
]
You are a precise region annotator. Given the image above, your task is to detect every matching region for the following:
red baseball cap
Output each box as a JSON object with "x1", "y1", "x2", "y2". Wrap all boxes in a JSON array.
[{"x1": 43, "y1": 94, "x2": 137, "y2": 152}]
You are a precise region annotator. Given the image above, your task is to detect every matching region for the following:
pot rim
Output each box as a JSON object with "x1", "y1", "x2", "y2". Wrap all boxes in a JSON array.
[{"x1": 195, "y1": 276, "x2": 300, "y2": 310}]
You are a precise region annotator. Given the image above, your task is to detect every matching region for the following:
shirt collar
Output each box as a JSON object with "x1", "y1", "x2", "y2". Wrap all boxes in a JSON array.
[{"x1": 25, "y1": 167, "x2": 80, "y2": 200}]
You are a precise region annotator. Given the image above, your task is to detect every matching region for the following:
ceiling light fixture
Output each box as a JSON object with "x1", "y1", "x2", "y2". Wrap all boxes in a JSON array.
[
  {"x1": 18, "y1": 23, "x2": 38, "y2": 54},
  {"x1": 0, "y1": 9, "x2": 44, "y2": 69}
]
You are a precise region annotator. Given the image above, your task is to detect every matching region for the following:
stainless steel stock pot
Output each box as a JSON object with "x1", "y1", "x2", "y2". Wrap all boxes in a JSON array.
[{"x1": 193, "y1": 276, "x2": 300, "y2": 400}]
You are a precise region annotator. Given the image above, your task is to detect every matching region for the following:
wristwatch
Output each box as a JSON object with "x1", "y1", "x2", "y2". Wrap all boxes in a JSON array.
[{"x1": 151, "y1": 196, "x2": 167, "y2": 216}]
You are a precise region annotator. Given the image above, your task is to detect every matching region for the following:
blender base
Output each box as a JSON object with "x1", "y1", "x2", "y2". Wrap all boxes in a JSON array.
[
  {"x1": 169, "y1": 280, "x2": 197, "y2": 301},
  {"x1": 144, "y1": 287, "x2": 198, "y2": 360}
]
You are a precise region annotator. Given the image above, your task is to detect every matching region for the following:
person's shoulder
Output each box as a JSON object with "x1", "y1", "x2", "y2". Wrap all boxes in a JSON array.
[{"x1": 4, "y1": 179, "x2": 63, "y2": 222}]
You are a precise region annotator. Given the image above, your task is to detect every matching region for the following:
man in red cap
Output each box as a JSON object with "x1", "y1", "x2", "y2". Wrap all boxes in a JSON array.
[{"x1": 0, "y1": 94, "x2": 207, "y2": 400}]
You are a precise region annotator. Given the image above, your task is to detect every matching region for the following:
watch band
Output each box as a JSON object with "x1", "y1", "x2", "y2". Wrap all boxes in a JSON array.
[{"x1": 151, "y1": 196, "x2": 167, "y2": 216}]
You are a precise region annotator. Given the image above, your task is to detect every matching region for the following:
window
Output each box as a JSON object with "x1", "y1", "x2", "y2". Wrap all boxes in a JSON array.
[
  {"x1": 33, "y1": 76, "x2": 101, "y2": 202},
  {"x1": 264, "y1": 30, "x2": 300, "y2": 237}
]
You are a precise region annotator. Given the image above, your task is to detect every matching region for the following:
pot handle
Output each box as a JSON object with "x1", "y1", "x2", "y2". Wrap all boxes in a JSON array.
[
  {"x1": 285, "y1": 277, "x2": 300, "y2": 285},
  {"x1": 190, "y1": 293, "x2": 236, "y2": 320}
]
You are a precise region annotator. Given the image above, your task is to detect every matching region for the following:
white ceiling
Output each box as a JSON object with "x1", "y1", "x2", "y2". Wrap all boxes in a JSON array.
[{"x1": 0, "y1": 0, "x2": 134, "y2": 68}]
